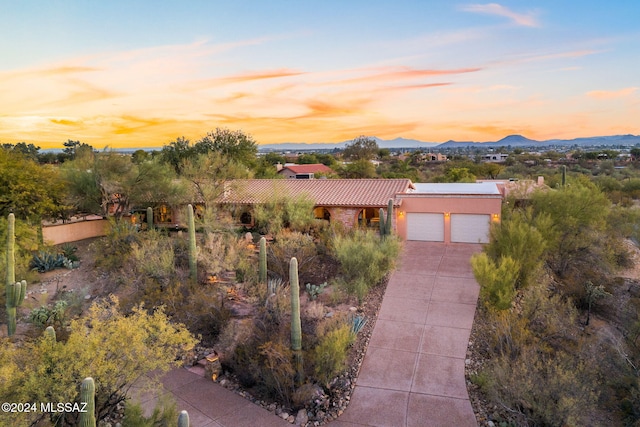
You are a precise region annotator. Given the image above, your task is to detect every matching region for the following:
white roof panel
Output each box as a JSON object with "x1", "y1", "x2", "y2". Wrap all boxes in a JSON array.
[{"x1": 410, "y1": 182, "x2": 501, "y2": 195}]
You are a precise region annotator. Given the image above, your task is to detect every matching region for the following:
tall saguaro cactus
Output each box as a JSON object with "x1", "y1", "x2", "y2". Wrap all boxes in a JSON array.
[
  {"x1": 79, "y1": 377, "x2": 96, "y2": 427},
  {"x1": 385, "y1": 199, "x2": 394, "y2": 236},
  {"x1": 187, "y1": 204, "x2": 197, "y2": 281},
  {"x1": 290, "y1": 257, "x2": 303, "y2": 384},
  {"x1": 379, "y1": 208, "x2": 386, "y2": 237},
  {"x1": 6, "y1": 213, "x2": 26, "y2": 336},
  {"x1": 6, "y1": 213, "x2": 15, "y2": 286},
  {"x1": 259, "y1": 237, "x2": 267, "y2": 285}
]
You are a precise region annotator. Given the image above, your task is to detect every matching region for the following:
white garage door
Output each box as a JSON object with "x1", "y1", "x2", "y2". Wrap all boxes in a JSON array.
[
  {"x1": 406, "y1": 213, "x2": 444, "y2": 241},
  {"x1": 451, "y1": 214, "x2": 491, "y2": 243}
]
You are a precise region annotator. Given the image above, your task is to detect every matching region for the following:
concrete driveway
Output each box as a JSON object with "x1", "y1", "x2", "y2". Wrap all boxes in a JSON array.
[{"x1": 329, "y1": 242, "x2": 482, "y2": 427}]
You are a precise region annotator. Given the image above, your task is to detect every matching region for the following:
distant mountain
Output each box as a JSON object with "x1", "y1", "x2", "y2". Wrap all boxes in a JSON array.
[
  {"x1": 259, "y1": 137, "x2": 439, "y2": 151},
  {"x1": 258, "y1": 134, "x2": 640, "y2": 152}
]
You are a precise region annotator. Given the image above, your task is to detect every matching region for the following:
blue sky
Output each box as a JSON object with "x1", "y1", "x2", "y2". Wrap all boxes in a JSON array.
[{"x1": 1, "y1": 1, "x2": 639, "y2": 148}]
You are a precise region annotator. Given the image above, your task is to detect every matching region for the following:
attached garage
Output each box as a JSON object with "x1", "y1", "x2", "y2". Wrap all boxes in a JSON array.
[
  {"x1": 450, "y1": 214, "x2": 491, "y2": 243},
  {"x1": 406, "y1": 213, "x2": 444, "y2": 241},
  {"x1": 396, "y1": 183, "x2": 502, "y2": 244}
]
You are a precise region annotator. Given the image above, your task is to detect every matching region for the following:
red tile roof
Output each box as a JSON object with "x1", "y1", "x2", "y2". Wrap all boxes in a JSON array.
[
  {"x1": 222, "y1": 179, "x2": 413, "y2": 207},
  {"x1": 278, "y1": 164, "x2": 334, "y2": 175}
]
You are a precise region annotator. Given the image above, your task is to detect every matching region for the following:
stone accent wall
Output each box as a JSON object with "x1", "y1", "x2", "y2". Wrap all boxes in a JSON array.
[{"x1": 325, "y1": 207, "x2": 360, "y2": 228}]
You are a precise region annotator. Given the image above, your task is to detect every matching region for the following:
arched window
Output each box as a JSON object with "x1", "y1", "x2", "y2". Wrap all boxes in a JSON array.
[
  {"x1": 313, "y1": 207, "x2": 331, "y2": 222},
  {"x1": 239, "y1": 210, "x2": 253, "y2": 226}
]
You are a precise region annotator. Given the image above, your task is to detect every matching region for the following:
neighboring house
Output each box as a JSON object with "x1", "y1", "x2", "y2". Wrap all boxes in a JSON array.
[
  {"x1": 482, "y1": 153, "x2": 509, "y2": 163},
  {"x1": 276, "y1": 163, "x2": 334, "y2": 179}
]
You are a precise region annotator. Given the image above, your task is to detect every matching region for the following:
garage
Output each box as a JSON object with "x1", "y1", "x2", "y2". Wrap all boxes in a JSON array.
[
  {"x1": 397, "y1": 183, "x2": 502, "y2": 244},
  {"x1": 450, "y1": 214, "x2": 491, "y2": 243},
  {"x1": 406, "y1": 213, "x2": 444, "y2": 241}
]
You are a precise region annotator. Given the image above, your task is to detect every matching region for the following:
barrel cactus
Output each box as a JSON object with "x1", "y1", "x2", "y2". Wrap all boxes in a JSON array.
[
  {"x1": 79, "y1": 377, "x2": 96, "y2": 427},
  {"x1": 44, "y1": 325, "x2": 57, "y2": 343}
]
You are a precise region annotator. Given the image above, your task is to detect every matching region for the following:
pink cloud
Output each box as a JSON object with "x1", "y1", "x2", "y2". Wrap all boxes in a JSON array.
[{"x1": 461, "y1": 3, "x2": 540, "y2": 27}]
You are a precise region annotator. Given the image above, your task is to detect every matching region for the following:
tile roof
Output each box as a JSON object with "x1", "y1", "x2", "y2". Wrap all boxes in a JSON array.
[
  {"x1": 222, "y1": 179, "x2": 413, "y2": 207},
  {"x1": 278, "y1": 164, "x2": 334, "y2": 174}
]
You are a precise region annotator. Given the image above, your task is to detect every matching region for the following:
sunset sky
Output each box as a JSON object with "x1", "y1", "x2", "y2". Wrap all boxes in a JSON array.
[{"x1": 1, "y1": 1, "x2": 639, "y2": 149}]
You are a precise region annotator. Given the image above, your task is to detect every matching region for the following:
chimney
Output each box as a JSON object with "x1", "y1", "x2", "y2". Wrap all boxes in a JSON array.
[
  {"x1": 537, "y1": 176, "x2": 544, "y2": 185},
  {"x1": 276, "y1": 162, "x2": 283, "y2": 172}
]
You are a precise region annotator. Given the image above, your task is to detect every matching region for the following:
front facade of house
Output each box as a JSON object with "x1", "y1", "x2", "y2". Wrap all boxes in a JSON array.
[{"x1": 123, "y1": 179, "x2": 503, "y2": 242}]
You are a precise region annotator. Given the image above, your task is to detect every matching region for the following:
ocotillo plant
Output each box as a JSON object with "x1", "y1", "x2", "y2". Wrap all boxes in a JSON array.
[
  {"x1": 385, "y1": 199, "x2": 393, "y2": 236},
  {"x1": 290, "y1": 257, "x2": 303, "y2": 384},
  {"x1": 6, "y1": 280, "x2": 26, "y2": 336},
  {"x1": 146, "y1": 207, "x2": 153, "y2": 230},
  {"x1": 79, "y1": 377, "x2": 96, "y2": 427},
  {"x1": 187, "y1": 204, "x2": 197, "y2": 281},
  {"x1": 178, "y1": 410, "x2": 190, "y2": 427},
  {"x1": 259, "y1": 236, "x2": 267, "y2": 284}
]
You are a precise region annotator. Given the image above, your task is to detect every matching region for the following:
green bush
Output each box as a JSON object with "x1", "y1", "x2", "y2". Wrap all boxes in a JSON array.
[
  {"x1": 333, "y1": 230, "x2": 400, "y2": 301},
  {"x1": 471, "y1": 253, "x2": 519, "y2": 311},
  {"x1": 313, "y1": 322, "x2": 354, "y2": 385},
  {"x1": 122, "y1": 394, "x2": 178, "y2": 427}
]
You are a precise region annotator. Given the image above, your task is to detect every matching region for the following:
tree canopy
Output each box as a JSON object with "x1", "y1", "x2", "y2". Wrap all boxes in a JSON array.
[{"x1": 342, "y1": 136, "x2": 379, "y2": 161}]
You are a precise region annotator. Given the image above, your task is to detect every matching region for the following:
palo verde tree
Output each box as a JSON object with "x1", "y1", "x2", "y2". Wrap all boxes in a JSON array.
[
  {"x1": 0, "y1": 148, "x2": 68, "y2": 220},
  {"x1": 194, "y1": 128, "x2": 258, "y2": 168},
  {"x1": 62, "y1": 149, "x2": 182, "y2": 219},
  {"x1": 0, "y1": 296, "x2": 197, "y2": 427}
]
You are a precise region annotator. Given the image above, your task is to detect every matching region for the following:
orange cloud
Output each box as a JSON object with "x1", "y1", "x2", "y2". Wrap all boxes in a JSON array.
[
  {"x1": 586, "y1": 87, "x2": 638, "y2": 99},
  {"x1": 337, "y1": 66, "x2": 481, "y2": 85}
]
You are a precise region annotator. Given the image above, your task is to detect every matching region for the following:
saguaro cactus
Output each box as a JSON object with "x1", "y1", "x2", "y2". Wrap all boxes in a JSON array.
[
  {"x1": 6, "y1": 213, "x2": 15, "y2": 286},
  {"x1": 178, "y1": 410, "x2": 190, "y2": 427},
  {"x1": 6, "y1": 280, "x2": 26, "y2": 336},
  {"x1": 146, "y1": 207, "x2": 153, "y2": 230},
  {"x1": 79, "y1": 377, "x2": 96, "y2": 427},
  {"x1": 379, "y1": 208, "x2": 386, "y2": 237},
  {"x1": 187, "y1": 204, "x2": 197, "y2": 281},
  {"x1": 385, "y1": 199, "x2": 393, "y2": 236},
  {"x1": 290, "y1": 257, "x2": 303, "y2": 384},
  {"x1": 44, "y1": 325, "x2": 57, "y2": 343},
  {"x1": 259, "y1": 237, "x2": 267, "y2": 284},
  {"x1": 561, "y1": 165, "x2": 566, "y2": 187}
]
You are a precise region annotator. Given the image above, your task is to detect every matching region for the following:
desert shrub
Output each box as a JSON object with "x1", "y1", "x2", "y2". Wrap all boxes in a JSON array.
[
  {"x1": 485, "y1": 210, "x2": 546, "y2": 289},
  {"x1": 258, "y1": 341, "x2": 295, "y2": 404},
  {"x1": 312, "y1": 322, "x2": 354, "y2": 385},
  {"x1": 173, "y1": 286, "x2": 231, "y2": 346},
  {"x1": 253, "y1": 193, "x2": 315, "y2": 234},
  {"x1": 198, "y1": 231, "x2": 243, "y2": 278},
  {"x1": 30, "y1": 250, "x2": 66, "y2": 272},
  {"x1": 268, "y1": 230, "x2": 320, "y2": 283},
  {"x1": 482, "y1": 347, "x2": 599, "y2": 426},
  {"x1": 333, "y1": 230, "x2": 400, "y2": 301},
  {"x1": 130, "y1": 234, "x2": 175, "y2": 284},
  {"x1": 122, "y1": 394, "x2": 178, "y2": 427},
  {"x1": 94, "y1": 218, "x2": 139, "y2": 270},
  {"x1": 472, "y1": 253, "x2": 519, "y2": 311}
]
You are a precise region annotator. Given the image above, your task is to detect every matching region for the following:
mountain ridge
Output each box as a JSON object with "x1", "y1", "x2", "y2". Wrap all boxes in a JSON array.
[{"x1": 258, "y1": 134, "x2": 640, "y2": 151}]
